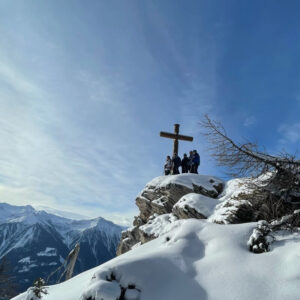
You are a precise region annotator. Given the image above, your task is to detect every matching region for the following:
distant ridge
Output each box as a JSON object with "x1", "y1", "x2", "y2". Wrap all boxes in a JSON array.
[{"x1": 0, "y1": 202, "x2": 123, "y2": 293}]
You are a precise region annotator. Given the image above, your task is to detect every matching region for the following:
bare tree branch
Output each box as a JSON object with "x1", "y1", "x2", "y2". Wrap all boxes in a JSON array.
[
  {"x1": 200, "y1": 114, "x2": 300, "y2": 178},
  {"x1": 200, "y1": 115, "x2": 300, "y2": 221}
]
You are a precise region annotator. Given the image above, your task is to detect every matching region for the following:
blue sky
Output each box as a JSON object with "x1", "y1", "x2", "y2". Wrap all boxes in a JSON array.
[{"x1": 0, "y1": 0, "x2": 300, "y2": 225}]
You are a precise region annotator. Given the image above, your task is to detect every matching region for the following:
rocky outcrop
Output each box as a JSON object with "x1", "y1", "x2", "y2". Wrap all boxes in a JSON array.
[
  {"x1": 116, "y1": 226, "x2": 141, "y2": 256},
  {"x1": 209, "y1": 199, "x2": 255, "y2": 224},
  {"x1": 135, "y1": 183, "x2": 192, "y2": 223},
  {"x1": 117, "y1": 174, "x2": 224, "y2": 255},
  {"x1": 117, "y1": 214, "x2": 178, "y2": 256},
  {"x1": 135, "y1": 175, "x2": 224, "y2": 223}
]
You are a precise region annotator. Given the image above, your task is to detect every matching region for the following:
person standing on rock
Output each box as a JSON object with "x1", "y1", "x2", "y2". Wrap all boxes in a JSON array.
[
  {"x1": 181, "y1": 153, "x2": 189, "y2": 173},
  {"x1": 172, "y1": 153, "x2": 181, "y2": 175},
  {"x1": 188, "y1": 151, "x2": 194, "y2": 172},
  {"x1": 164, "y1": 155, "x2": 172, "y2": 175},
  {"x1": 191, "y1": 150, "x2": 200, "y2": 174}
]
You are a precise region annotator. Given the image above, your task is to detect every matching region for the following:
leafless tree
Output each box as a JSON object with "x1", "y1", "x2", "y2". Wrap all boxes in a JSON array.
[
  {"x1": 200, "y1": 115, "x2": 300, "y2": 220},
  {"x1": 0, "y1": 257, "x2": 18, "y2": 299},
  {"x1": 200, "y1": 115, "x2": 300, "y2": 176}
]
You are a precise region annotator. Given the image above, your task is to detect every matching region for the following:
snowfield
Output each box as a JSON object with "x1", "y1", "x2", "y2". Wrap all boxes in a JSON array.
[
  {"x1": 12, "y1": 175, "x2": 300, "y2": 299},
  {"x1": 14, "y1": 219, "x2": 300, "y2": 300}
]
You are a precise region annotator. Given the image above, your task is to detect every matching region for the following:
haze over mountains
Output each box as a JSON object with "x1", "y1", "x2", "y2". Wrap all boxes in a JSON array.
[{"x1": 0, "y1": 203, "x2": 124, "y2": 292}]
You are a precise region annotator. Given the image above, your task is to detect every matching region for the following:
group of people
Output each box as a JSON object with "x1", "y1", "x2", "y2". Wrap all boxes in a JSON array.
[{"x1": 164, "y1": 150, "x2": 200, "y2": 175}]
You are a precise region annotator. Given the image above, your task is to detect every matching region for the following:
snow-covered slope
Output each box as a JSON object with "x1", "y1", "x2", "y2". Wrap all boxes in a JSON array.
[
  {"x1": 12, "y1": 174, "x2": 300, "y2": 299},
  {"x1": 0, "y1": 203, "x2": 123, "y2": 293},
  {"x1": 13, "y1": 218, "x2": 300, "y2": 300}
]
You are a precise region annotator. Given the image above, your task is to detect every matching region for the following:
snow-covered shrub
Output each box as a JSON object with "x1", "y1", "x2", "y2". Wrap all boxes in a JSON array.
[
  {"x1": 247, "y1": 221, "x2": 274, "y2": 253},
  {"x1": 80, "y1": 269, "x2": 141, "y2": 300},
  {"x1": 25, "y1": 278, "x2": 48, "y2": 300},
  {"x1": 248, "y1": 210, "x2": 300, "y2": 254},
  {"x1": 81, "y1": 280, "x2": 121, "y2": 300}
]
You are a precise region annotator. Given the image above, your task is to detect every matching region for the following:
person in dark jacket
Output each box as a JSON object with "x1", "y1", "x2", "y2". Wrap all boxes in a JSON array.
[
  {"x1": 181, "y1": 153, "x2": 189, "y2": 173},
  {"x1": 191, "y1": 150, "x2": 200, "y2": 174},
  {"x1": 172, "y1": 153, "x2": 181, "y2": 175}
]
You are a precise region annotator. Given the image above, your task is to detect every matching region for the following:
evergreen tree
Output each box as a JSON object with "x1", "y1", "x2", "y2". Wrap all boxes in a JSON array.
[
  {"x1": 0, "y1": 257, "x2": 17, "y2": 299},
  {"x1": 31, "y1": 278, "x2": 48, "y2": 299}
]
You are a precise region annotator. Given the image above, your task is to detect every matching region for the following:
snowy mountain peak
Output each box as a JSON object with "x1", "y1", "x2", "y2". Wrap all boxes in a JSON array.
[
  {"x1": 0, "y1": 202, "x2": 123, "y2": 293},
  {"x1": 0, "y1": 202, "x2": 35, "y2": 224}
]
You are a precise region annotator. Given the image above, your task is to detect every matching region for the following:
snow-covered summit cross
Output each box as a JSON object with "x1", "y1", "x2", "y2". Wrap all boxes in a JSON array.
[{"x1": 160, "y1": 124, "x2": 193, "y2": 156}]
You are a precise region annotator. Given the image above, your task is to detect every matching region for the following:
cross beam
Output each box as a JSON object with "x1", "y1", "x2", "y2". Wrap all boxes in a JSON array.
[{"x1": 160, "y1": 124, "x2": 193, "y2": 156}]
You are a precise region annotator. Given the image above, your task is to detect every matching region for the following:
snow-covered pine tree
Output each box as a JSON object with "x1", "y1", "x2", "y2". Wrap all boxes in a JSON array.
[{"x1": 31, "y1": 278, "x2": 48, "y2": 299}]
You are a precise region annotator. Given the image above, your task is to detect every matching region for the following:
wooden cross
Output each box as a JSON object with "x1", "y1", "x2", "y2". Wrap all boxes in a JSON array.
[{"x1": 160, "y1": 124, "x2": 193, "y2": 156}]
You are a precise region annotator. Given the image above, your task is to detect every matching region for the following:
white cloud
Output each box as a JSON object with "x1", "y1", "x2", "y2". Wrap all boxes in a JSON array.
[
  {"x1": 0, "y1": 60, "x2": 44, "y2": 99},
  {"x1": 0, "y1": 58, "x2": 157, "y2": 226},
  {"x1": 278, "y1": 122, "x2": 300, "y2": 144},
  {"x1": 243, "y1": 116, "x2": 256, "y2": 127},
  {"x1": 0, "y1": 184, "x2": 56, "y2": 207}
]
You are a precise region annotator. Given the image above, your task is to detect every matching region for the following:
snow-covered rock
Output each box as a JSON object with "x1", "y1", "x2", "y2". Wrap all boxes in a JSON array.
[
  {"x1": 209, "y1": 199, "x2": 254, "y2": 224},
  {"x1": 117, "y1": 214, "x2": 179, "y2": 255},
  {"x1": 208, "y1": 178, "x2": 257, "y2": 224},
  {"x1": 136, "y1": 174, "x2": 224, "y2": 223},
  {"x1": 118, "y1": 174, "x2": 224, "y2": 255},
  {"x1": 139, "y1": 213, "x2": 178, "y2": 238},
  {"x1": 173, "y1": 193, "x2": 219, "y2": 219}
]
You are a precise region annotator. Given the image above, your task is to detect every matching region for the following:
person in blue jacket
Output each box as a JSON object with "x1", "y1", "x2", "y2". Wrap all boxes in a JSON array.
[{"x1": 191, "y1": 150, "x2": 200, "y2": 174}]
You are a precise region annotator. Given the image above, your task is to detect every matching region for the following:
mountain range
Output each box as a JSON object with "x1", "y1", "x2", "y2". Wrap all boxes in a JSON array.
[{"x1": 0, "y1": 203, "x2": 124, "y2": 293}]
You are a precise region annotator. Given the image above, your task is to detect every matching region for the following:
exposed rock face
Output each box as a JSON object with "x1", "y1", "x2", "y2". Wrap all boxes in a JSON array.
[
  {"x1": 209, "y1": 199, "x2": 255, "y2": 224},
  {"x1": 116, "y1": 226, "x2": 141, "y2": 256},
  {"x1": 136, "y1": 183, "x2": 193, "y2": 223},
  {"x1": 173, "y1": 203, "x2": 207, "y2": 220},
  {"x1": 117, "y1": 174, "x2": 224, "y2": 255},
  {"x1": 136, "y1": 175, "x2": 224, "y2": 223},
  {"x1": 117, "y1": 214, "x2": 178, "y2": 256}
]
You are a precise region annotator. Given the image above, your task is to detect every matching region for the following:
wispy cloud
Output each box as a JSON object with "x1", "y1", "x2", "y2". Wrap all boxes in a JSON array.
[
  {"x1": 0, "y1": 3, "x2": 153, "y2": 226},
  {"x1": 243, "y1": 116, "x2": 256, "y2": 128},
  {"x1": 0, "y1": 57, "x2": 150, "y2": 225},
  {"x1": 278, "y1": 122, "x2": 300, "y2": 145}
]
